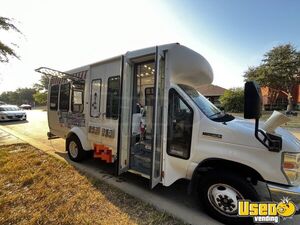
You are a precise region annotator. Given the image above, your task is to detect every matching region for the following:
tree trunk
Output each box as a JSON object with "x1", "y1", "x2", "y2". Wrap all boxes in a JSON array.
[
  {"x1": 286, "y1": 91, "x2": 293, "y2": 112},
  {"x1": 269, "y1": 89, "x2": 279, "y2": 107}
]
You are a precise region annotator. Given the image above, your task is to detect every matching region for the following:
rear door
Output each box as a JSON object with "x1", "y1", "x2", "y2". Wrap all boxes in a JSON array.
[
  {"x1": 48, "y1": 81, "x2": 72, "y2": 137},
  {"x1": 48, "y1": 83, "x2": 61, "y2": 134}
]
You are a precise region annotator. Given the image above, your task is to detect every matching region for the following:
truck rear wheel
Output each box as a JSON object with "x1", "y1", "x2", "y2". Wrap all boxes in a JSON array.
[
  {"x1": 198, "y1": 170, "x2": 259, "y2": 225},
  {"x1": 66, "y1": 135, "x2": 85, "y2": 162}
]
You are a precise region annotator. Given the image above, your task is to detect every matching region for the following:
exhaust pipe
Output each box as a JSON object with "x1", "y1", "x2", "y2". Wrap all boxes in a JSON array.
[{"x1": 262, "y1": 111, "x2": 291, "y2": 134}]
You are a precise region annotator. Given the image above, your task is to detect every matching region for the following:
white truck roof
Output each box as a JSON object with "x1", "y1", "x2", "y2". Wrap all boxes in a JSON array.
[
  {"x1": 125, "y1": 43, "x2": 214, "y2": 86},
  {"x1": 39, "y1": 43, "x2": 214, "y2": 87}
]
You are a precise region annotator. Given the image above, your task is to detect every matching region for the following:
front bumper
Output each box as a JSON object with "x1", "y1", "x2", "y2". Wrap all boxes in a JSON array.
[
  {"x1": 0, "y1": 114, "x2": 26, "y2": 121},
  {"x1": 268, "y1": 182, "x2": 300, "y2": 213}
]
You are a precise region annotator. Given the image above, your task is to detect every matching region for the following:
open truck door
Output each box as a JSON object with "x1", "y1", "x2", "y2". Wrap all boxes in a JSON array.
[
  {"x1": 117, "y1": 47, "x2": 165, "y2": 188},
  {"x1": 150, "y1": 47, "x2": 165, "y2": 188},
  {"x1": 117, "y1": 56, "x2": 132, "y2": 175}
]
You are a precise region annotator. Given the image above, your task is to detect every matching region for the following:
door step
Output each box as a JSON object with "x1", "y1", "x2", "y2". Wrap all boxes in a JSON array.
[{"x1": 130, "y1": 143, "x2": 151, "y2": 175}]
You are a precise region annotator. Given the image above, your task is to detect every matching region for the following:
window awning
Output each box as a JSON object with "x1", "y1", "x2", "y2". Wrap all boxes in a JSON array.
[{"x1": 35, "y1": 67, "x2": 87, "y2": 82}]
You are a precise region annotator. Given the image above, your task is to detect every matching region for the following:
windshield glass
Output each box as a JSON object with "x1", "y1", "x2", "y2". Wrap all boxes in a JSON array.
[
  {"x1": 178, "y1": 84, "x2": 222, "y2": 118},
  {"x1": 0, "y1": 106, "x2": 20, "y2": 111}
]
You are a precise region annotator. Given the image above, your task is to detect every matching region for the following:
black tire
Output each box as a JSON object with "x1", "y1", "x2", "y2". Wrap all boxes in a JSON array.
[
  {"x1": 66, "y1": 135, "x2": 86, "y2": 162},
  {"x1": 198, "y1": 170, "x2": 259, "y2": 225}
]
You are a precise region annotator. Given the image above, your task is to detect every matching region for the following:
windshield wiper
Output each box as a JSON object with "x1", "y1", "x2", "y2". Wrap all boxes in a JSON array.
[{"x1": 209, "y1": 111, "x2": 223, "y2": 118}]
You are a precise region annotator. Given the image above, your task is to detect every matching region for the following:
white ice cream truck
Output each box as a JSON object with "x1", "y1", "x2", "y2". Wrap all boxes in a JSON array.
[{"x1": 36, "y1": 43, "x2": 300, "y2": 224}]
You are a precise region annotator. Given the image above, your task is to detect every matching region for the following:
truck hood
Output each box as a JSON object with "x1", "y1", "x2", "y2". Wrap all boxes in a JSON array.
[{"x1": 212, "y1": 117, "x2": 300, "y2": 152}]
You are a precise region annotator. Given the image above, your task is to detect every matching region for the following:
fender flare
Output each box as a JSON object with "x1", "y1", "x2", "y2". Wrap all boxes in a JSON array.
[
  {"x1": 67, "y1": 127, "x2": 91, "y2": 151},
  {"x1": 188, "y1": 158, "x2": 265, "y2": 195}
]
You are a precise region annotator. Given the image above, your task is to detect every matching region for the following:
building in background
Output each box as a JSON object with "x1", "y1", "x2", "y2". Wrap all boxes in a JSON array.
[
  {"x1": 197, "y1": 84, "x2": 227, "y2": 108},
  {"x1": 261, "y1": 85, "x2": 300, "y2": 111}
]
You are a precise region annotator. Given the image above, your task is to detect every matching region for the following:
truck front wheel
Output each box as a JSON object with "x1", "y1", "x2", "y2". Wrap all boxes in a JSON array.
[
  {"x1": 198, "y1": 170, "x2": 259, "y2": 225},
  {"x1": 66, "y1": 135, "x2": 85, "y2": 162}
]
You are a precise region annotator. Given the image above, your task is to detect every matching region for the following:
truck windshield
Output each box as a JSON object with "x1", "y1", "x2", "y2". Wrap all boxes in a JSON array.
[{"x1": 178, "y1": 84, "x2": 222, "y2": 119}]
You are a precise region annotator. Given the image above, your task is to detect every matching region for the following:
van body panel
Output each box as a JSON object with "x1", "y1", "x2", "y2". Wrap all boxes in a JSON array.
[{"x1": 44, "y1": 43, "x2": 299, "y2": 189}]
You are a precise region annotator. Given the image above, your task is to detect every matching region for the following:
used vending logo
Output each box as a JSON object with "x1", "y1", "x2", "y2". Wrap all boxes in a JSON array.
[{"x1": 238, "y1": 197, "x2": 296, "y2": 223}]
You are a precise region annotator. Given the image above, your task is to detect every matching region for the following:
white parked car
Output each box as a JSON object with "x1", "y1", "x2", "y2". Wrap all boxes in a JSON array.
[
  {"x1": 0, "y1": 105, "x2": 27, "y2": 121},
  {"x1": 20, "y1": 104, "x2": 32, "y2": 110}
]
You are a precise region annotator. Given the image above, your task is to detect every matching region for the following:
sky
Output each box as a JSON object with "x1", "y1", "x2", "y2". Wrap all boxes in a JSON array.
[{"x1": 1, "y1": 0, "x2": 300, "y2": 93}]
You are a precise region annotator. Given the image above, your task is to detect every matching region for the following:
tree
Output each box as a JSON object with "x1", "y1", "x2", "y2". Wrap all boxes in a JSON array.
[
  {"x1": 33, "y1": 91, "x2": 47, "y2": 105},
  {"x1": 33, "y1": 75, "x2": 49, "y2": 105},
  {"x1": 244, "y1": 44, "x2": 300, "y2": 111},
  {"x1": 0, "y1": 17, "x2": 22, "y2": 63},
  {"x1": 0, "y1": 88, "x2": 36, "y2": 105},
  {"x1": 33, "y1": 75, "x2": 50, "y2": 91},
  {"x1": 17, "y1": 88, "x2": 36, "y2": 105},
  {"x1": 220, "y1": 88, "x2": 244, "y2": 113}
]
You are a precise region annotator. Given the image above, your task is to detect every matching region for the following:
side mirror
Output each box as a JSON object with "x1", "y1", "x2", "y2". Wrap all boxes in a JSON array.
[
  {"x1": 244, "y1": 81, "x2": 282, "y2": 152},
  {"x1": 244, "y1": 81, "x2": 262, "y2": 119}
]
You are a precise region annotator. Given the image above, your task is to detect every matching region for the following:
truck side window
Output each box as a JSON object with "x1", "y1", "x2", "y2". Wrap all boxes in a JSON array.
[
  {"x1": 50, "y1": 84, "x2": 59, "y2": 111},
  {"x1": 59, "y1": 83, "x2": 70, "y2": 111},
  {"x1": 106, "y1": 76, "x2": 120, "y2": 119},
  {"x1": 90, "y1": 79, "x2": 101, "y2": 117},
  {"x1": 72, "y1": 81, "x2": 84, "y2": 113},
  {"x1": 167, "y1": 89, "x2": 193, "y2": 159}
]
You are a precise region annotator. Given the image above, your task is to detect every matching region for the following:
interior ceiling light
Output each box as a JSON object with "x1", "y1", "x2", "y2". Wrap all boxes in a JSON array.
[{"x1": 144, "y1": 65, "x2": 147, "y2": 68}]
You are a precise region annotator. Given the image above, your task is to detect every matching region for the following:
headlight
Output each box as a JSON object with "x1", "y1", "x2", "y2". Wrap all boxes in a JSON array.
[{"x1": 282, "y1": 152, "x2": 300, "y2": 185}]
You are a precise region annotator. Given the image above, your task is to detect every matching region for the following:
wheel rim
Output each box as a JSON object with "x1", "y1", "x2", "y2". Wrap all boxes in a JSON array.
[
  {"x1": 69, "y1": 141, "x2": 78, "y2": 158},
  {"x1": 207, "y1": 183, "x2": 244, "y2": 216}
]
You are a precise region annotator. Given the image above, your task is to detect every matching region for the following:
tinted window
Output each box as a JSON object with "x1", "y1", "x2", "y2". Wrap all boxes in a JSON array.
[
  {"x1": 106, "y1": 76, "x2": 120, "y2": 119},
  {"x1": 72, "y1": 81, "x2": 84, "y2": 113},
  {"x1": 59, "y1": 83, "x2": 70, "y2": 111},
  {"x1": 167, "y1": 89, "x2": 193, "y2": 159},
  {"x1": 50, "y1": 85, "x2": 59, "y2": 110},
  {"x1": 90, "y1": 79, "x2": 101, "y2": 117}
]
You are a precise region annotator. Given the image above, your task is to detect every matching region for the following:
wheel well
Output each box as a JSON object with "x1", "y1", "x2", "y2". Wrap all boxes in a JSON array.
[
  {"x1": 189, "y1": 158, "x2": 265, "y2": 194},
  {"x1": 66, "y1": 132, "x2": 76, "y2": 139},
  {"x1": 65, "y1": 132, "x2": 78, "y2": 151}
]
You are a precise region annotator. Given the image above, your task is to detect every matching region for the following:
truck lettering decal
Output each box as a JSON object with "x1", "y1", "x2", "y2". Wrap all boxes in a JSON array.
[{"x1": 202, "y1": 132, "x2": 222, "y2": 139}]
